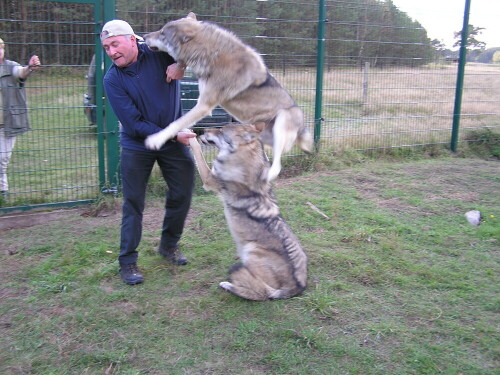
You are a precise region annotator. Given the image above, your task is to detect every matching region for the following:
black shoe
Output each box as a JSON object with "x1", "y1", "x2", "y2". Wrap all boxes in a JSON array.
[
  {"x1": 119, "y1": 263, "x2": 144, "y2": 285},
  {"x1": 159, "y1": 246, "x2": 188, "y2": 265}
]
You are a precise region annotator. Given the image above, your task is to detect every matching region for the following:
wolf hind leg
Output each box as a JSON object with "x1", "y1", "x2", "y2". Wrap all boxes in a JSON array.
[{"x1": 219, "y1": 264, "x2": 275, "y2": 301}]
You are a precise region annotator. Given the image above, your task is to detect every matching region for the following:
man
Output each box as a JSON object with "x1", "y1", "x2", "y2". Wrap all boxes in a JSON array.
[
  {"x1": 0, "y1": 37, "x2": 41, "y2": 201},
  {"x1": 101, "y1": 20, "x2": 196, "y2": 285}
]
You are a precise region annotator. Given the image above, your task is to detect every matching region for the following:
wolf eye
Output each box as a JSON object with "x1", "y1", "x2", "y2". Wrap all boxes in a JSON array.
[{"x1": 222, "y1": 132, "x2": 233, "y2": 145}]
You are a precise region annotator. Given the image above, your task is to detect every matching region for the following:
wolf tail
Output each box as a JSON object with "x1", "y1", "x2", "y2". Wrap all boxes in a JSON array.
[
  {"x1": 297, "y1": 126, "x2": 314, "y2": 154},
  {"x1": 287, "y1": 105, "x2": 313, "y2": 154}
]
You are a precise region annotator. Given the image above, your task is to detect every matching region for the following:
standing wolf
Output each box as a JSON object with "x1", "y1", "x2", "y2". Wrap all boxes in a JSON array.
[
  {"x1": 189, "y1": 124, "x2": 308, "y2": 301},
  {"x1": 144, "y1": 12, "x2": 313, "y2": 181}
]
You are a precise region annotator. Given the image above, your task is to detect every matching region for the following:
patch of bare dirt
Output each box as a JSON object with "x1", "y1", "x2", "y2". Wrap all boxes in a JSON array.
[{"x1": 0, "y1": 209, "x2": 83, "y2": 232}]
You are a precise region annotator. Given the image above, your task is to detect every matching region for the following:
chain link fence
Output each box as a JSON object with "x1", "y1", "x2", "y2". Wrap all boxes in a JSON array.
[
  {"x1": 1, "y1": 0, "x2": 499, "y2": 213},
  {"x1": 1, "y1": 0, "x2": 99, "y2": 212}
]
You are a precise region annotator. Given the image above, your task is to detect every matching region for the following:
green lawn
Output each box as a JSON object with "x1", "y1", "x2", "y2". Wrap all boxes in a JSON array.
[{"x1": 1, "y1": 156, "x2": 498, "y2": 374}]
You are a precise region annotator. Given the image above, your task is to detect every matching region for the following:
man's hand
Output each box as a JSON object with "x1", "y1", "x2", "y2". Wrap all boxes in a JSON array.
[
  {"x1": 28, "y1": 55, "x2": 41, "y2": 70},
  {"x1": 166, "y1": 62, "x2": 186, "y2": 83},
  {"x1": 20, "y1": 55, "x2": 41, "y2": 79},
  {"x1": 176, "y1": 130, "x2": 197, "y2": 146}
]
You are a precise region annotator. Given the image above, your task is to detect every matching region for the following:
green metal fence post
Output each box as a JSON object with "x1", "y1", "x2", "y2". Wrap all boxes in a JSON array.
[
  {"x1": 314, "y1": 0, "x2": 327, "y2": 151},
  {"x1": 450, "y1": 0, "x2": 472, "y2": 152},
  {"x1": 94, "y1": 0, "x2": 106, "y2": 192},
  {"x1": 100, "y1": 0, "x2": 120, "y2": 193}
]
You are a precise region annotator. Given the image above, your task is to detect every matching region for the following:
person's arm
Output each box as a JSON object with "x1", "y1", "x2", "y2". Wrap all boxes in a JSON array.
[
  {"x1": 176, "y1": 129, "x2": 197, "y2": 146},
  {"x1": 18, "y1": 55, "x2": 41, "y2": 80},
  {"x1": 166, "y1": 62, "x2": 186, "y2": 83}
]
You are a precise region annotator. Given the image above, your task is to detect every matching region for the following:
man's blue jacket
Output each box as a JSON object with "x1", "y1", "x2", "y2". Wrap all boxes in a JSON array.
[{"x1": 103, "y1": 43, "x2": 182, "y2": 151}]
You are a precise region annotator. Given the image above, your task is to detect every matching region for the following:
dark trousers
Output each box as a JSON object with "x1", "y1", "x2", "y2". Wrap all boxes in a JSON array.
[{"x1": 118, "y1": 144, "x2": 194, "y2": 266}]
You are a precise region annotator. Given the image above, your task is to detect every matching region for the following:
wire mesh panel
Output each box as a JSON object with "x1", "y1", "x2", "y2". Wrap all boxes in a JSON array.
[
  {"x1": 320, "y1": 0, "x2": 500, "y2": 152},
  {"x1": 1, "y1": 0, "x2": 99, "y2": 211},
  {"x1": 1, "y1": 0, "x2": 498, "y2": 212},
  {"x1": 461, "y1": 64, "x2": 500, "y2": 135}
]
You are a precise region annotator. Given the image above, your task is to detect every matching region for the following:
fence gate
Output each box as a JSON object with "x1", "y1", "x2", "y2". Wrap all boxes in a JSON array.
[{"x1": 0, "y1": 0, "x2": 119, "y2": 213}]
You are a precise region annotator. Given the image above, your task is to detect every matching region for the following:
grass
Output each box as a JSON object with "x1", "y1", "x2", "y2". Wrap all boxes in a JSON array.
[{"x1": 1, "y1": 155, "x2": 499, "y2": 374}]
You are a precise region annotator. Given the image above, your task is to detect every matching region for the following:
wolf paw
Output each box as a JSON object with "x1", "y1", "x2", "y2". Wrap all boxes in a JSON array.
[
  {"x1": 145, "y1": 134, "x2": 163, "y2": 150},
  {"x1": 265, "y1": 163, "x2": 281, "y2": 182},
  {"x1": 145, "y1": 131, "x2": 172, "y2": 150},
  {"x1": 219, "y1": 281, "x2": 233, "y2": 291}
]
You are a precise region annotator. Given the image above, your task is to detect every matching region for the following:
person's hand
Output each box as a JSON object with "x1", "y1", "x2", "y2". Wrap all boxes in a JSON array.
[
  {"x1": 176, "y1": 130, "x2": 197, "y2": 146},
  {"x1": 28, "y1": 55, "x2": 41, "y2": 71},
  {"x1": 166, "y1": 62, "x2": 186, "y2": 83}
]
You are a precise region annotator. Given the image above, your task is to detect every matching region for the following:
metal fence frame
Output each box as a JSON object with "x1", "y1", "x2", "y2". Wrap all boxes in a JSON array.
[{"x1": 1, "y1": 0, "x2": 498, "y2": 213}]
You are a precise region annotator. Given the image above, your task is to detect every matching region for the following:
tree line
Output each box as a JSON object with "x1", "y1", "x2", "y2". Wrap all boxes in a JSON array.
[{"x1": 1, "y1": 0, "x2": 439, "y2": 68}]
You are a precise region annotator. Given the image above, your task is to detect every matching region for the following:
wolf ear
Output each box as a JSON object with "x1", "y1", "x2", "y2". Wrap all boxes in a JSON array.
[
  {"x1": 187, "y1": 12, "x2": 197, "y2": 20},
  {"x1": 254, "y1": 122, "x2": 266, "y2": 132}
]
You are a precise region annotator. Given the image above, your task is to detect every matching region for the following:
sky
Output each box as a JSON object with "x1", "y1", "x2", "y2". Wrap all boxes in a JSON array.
[{"x1": 391, "y1": 0, "x2": 500, "y2": 49}]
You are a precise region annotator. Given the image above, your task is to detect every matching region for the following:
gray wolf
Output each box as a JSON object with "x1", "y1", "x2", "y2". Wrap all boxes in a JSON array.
[
  {"x1": 144, "y1": 12, "x2": 313, "y2": 181},
  {"x1": 189, "y1": 124, "x2": 308, "y2": 300}
]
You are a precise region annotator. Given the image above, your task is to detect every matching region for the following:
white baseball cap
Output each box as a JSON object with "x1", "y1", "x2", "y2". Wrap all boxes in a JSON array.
[{"x1": 100, "y1": 20, "x2": 144, "y2": 42}]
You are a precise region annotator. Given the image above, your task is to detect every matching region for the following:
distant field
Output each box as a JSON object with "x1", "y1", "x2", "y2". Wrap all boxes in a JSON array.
[{"x1": 273, "y1": 63, "x2": 500, "y2": 151}]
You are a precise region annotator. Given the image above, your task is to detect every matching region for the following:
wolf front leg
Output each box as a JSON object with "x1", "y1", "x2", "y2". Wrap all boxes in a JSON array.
[
  {"x1": 146, "y1": 102, "x2": 216, "y2": 150},
  {"x1": 189, "y1": 137, "x2": 218, "y2": 191}
]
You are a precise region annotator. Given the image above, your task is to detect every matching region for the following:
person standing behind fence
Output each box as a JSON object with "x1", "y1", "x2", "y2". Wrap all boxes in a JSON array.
[
  {"x1": 0, "y1": 37, "x2": 41, "y2": 201},
  {"x1": 101, "y1": 20, "x2": 197, "y2": 285}
]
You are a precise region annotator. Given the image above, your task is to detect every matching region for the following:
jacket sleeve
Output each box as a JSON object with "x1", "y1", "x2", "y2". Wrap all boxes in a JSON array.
[
  {"x1": 11, "y1": 64, "x2": 23, "y2": 81},
  {"x1": 103, "y1": 76, "x2": 163, "y2": 140}
]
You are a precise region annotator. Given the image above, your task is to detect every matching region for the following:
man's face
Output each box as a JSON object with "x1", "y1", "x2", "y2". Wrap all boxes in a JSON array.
[
  {"x1": 102, "y1": 35, "x2": 138, "y2": 68},
  {"x1": 0, "y1": 46, "x2": 4, "y2": 61}
]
